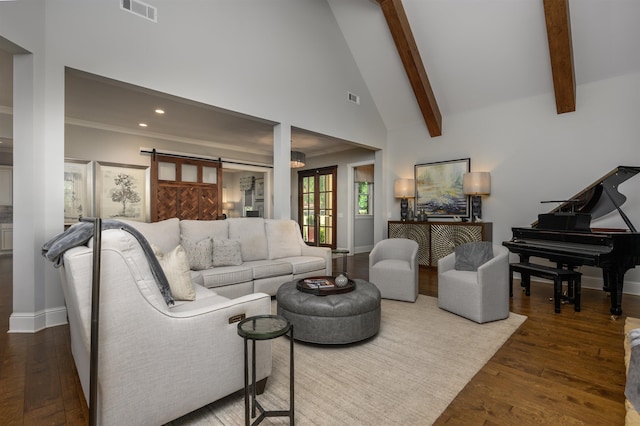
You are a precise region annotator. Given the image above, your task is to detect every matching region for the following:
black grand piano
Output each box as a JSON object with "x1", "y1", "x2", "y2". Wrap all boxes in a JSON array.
[{"x1": 503, "y1": 166, "x2": 640, "y2": 316}]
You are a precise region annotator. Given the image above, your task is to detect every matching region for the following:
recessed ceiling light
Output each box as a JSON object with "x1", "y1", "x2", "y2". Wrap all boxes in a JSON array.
[
  {"x1": 139, "y1": 123, "x2": 148, "y2": 127},
  {"x1": 155, "y1": 108, "x2": 165, "y2": 114}
]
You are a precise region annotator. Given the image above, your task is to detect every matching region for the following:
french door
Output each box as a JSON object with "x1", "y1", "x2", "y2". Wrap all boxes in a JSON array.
[{"x1": 298, "y1": 166, "x2": 337, "y2": 248}]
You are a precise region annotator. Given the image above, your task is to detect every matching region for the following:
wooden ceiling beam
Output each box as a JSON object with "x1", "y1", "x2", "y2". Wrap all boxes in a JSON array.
[
  {"x1": 376, "y1": 0, "x2": 442, "y2": 137},
  {"x1": 543, "y1": 0, "x2": 576, "y2": 114}
]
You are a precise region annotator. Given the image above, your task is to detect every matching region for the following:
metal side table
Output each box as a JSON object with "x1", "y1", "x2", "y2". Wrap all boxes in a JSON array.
[
  {"x1": 237, "y1": 315, "x2": 294, "y2": 425},
  {"x1": 332, "y1": 249, "x2": 349, "y2": 275}
]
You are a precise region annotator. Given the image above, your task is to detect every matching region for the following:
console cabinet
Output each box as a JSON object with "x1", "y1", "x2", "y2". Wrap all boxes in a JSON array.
[{"x1": 388, "y1": 221, "x2": 493, "y2": 267}]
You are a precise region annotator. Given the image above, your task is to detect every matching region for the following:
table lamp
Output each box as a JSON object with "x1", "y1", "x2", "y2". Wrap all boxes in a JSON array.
[
  {"x1": 463, "y1": 172, "x2": 491, "y2": 221},
  {"x1": 394, "y1": 178, "x2": 415, "y2": 221}
]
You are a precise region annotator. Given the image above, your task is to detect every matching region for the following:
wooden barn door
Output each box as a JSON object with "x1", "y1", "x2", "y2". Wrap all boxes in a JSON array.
[{"x1": 151, "y1": 153, "x2": 223, "y2": 221}]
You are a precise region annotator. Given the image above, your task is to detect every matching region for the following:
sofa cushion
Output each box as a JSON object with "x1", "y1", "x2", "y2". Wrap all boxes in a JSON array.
[
  {"x1": 153, "y1": 244, "x2": 196, "y2": 301},
  {"x1": 454, "y1": 241, "x2": 494, "y2": 271},
  {"x1": 228, "y1": 218, "x2": 268, "y2": 261},
  {"x1": 243, "y1": 259, "x2": 293, "y2": 279},
  {"x1": 180, "y1": 235, "x2": 213, "y2": 270},
  {"x1": 265, "y1": 219, "x2": 302, "y2": 259},
  {"x1": 281, "y1": 256, "x2": 327, "y2": 275},
  {"x1": 169, "y1": 284, "x2": 222, "y2": 309},
  {"x1": 212, "y1": 239, "x2": 243, "y2": 266},
  {"x1": 180, "y1": 219, "x2": 229, "y2": 241},
  {"x1": 195, "y1": 265, "x2": 254, "y2": 288},
  {"x1": 118, "y1": 218, "x2": 180, "y2": 255}
]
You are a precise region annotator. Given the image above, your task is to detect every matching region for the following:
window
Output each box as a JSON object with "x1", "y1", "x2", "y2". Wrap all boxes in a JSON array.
[{"x1": 356, "y1": 181, "x2": 373, "y2": 215}]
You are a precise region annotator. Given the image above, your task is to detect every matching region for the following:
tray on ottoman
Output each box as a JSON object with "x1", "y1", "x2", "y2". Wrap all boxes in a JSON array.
[{"x1": 296, "y1": 276, "x2": 355, "y2": 295}]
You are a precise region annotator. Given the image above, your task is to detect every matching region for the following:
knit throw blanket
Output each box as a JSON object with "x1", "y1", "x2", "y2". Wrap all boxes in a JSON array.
[{"x1": 41, "y1": 219, "x2": 174, "y2": 306}]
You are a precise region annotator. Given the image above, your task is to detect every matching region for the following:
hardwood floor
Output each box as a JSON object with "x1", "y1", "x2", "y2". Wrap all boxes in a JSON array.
[{"x1": 1, "y1": 252, "x2": 637, "y2": 425}]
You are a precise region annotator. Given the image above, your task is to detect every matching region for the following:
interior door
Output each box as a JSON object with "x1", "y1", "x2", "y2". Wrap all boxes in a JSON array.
[
  {"x1": 298, "y1": 166, "x2": 337, "y2": 248},
  {"x1": 151, "y1": 153, "x2": 223, "y2": 221}
]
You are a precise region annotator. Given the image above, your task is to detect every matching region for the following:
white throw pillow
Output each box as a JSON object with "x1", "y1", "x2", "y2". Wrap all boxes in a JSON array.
[
  {"x1": 180, "y1": 235, "x2": 213, "y2": 270},
  {"x1": 212, "y1": 239, "x2": 243, "y2": 266},
  {"x1": 153, "y1": 244, "x2": 196, "y2": 301}
]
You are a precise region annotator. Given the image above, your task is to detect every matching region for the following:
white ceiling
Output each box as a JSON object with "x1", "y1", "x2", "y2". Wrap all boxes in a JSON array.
[{"x1": 2, "y1": 0, "x2": 640, "y2": 155}]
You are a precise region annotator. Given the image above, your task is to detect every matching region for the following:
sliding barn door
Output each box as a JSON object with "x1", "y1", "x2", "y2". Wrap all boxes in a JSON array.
[
  {"x1": 298, "y1": 166, "x2": 337, "y2": 249},
  {"x1": 151, "y1": 154, "x2": 223, "y2": 221}
]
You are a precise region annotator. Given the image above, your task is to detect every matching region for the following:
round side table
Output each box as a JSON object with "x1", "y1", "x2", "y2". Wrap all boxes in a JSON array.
[
  {"x1": 237, "y1": 315, "x2": 294, "y2": 425},
  {"x1": 332, "y1": 249, "x2": 349, "y2": 275}
]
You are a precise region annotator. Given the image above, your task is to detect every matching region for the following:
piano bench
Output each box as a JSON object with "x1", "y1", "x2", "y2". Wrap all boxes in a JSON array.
[{"x1": 509, "y1": 262, "x2": 582, "y2": 313}]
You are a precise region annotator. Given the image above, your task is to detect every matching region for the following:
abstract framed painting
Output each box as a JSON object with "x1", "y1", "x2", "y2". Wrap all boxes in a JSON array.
[{"x1": 414, "y1": 158, "x2": 470, "y2": 218}]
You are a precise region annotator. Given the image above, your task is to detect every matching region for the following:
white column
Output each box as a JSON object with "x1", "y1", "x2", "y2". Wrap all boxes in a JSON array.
[{"x1": 273, "y1": 123, "x2": 292, "y2": 220}]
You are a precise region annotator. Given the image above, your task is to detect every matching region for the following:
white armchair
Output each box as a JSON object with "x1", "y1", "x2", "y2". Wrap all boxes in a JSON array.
[
  {"x1": 369, "y1": 238, "x2": 419, "y2": 302},
  {"x1": 437, "y1": 242, "x2": 510, "y2": 323},
  {"x1": 59, "y1": 228, "x2": 272, "y2": 426}
]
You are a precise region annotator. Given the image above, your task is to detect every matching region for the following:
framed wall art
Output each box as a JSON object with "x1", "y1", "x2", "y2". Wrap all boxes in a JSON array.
[
  {"x1": 414, "y1": 158, "x2": 470, "y2": 218},
  {"x1": 255, "y1": 178, "x2": 265, "y2": 200},
  {"x1": 96, "y1": 162, "x2": 149, "y2": 222},
  {"x1": 64, "y1": 159, "x2": 94, "y2": 224}
]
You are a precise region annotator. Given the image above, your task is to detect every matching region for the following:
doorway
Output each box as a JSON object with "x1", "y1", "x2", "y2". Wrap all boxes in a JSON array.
[{"x1": 297, "y1": 166, "x2": 337, "y2": 248}]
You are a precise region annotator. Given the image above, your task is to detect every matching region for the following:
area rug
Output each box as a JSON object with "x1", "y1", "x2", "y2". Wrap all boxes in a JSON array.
[{"x1": 168, "y1": 295, "x2": 526, "y2": 425}]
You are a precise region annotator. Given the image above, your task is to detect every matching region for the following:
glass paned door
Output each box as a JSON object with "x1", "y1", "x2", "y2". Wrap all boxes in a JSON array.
[{"x1": 298, "y1": 166, "x2": 337, "y2": 248}]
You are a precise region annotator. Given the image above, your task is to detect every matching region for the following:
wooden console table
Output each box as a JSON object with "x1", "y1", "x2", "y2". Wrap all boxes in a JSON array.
[{"x1": 388, "y1": 221, "x2": 493, "y2": 267}]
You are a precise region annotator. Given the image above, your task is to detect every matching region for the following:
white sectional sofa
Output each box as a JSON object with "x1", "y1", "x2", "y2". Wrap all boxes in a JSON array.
[
  {"x1": 60, "y1": 227, "x2": 273, "y2": 425},
  {"x1": 54, "y1": 217, "x2": 330, "y2": 425},
  {"x1": 121, "y1": 217, "x2": 332, "y2": 298}
]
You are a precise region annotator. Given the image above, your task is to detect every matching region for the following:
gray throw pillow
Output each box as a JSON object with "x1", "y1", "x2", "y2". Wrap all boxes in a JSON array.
[
  {"x1": 180, "y1": 235, "x2": 213, "y2": 270},
  {"x1": 454, "y1": 241, "x2": 493, "y2": 271},
  {"x1": 212, "y1": 239, "x2": 243, "y2": 266}
]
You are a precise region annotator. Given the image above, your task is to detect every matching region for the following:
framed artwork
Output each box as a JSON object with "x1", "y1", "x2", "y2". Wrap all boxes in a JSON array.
[
  {"x1": 96, "y1": 162, "x2": 149, "y2": 222},
  {"x1": 414, "y1": 158, "x2": 470, "y2": 218},
  {"x1": 255, "y1": 178, "x2": 264, "y2": 200},
  {"x1": 64, "y1": 159, "x2": 93, "y2": 224}
]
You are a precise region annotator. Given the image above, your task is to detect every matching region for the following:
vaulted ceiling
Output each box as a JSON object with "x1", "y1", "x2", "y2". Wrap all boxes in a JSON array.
[
  {"x1": 1, "y1": 0, "x2": 639, "y2": 154},
  {"x1": 329, "y1": 0, "x2": 640, "y2": 136}
]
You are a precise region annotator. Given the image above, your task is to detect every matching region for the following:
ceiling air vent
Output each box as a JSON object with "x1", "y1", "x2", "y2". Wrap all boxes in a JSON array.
[
  {"x1": 348, "y1": 92, "x2": 360, "y2": 105},
  {"x1": 121, "y1": 0, "x2": 157, "y2": 23}
]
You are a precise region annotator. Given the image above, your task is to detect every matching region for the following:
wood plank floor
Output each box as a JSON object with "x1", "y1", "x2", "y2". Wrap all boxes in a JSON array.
[{"x1": 1, "y1": 252, "x2": 637, "y2": 425}]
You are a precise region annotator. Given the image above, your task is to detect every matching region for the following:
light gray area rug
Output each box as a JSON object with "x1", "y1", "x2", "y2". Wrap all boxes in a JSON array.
[{"x1": 168, "y1": 295, "x2": 526, "y2": 425}]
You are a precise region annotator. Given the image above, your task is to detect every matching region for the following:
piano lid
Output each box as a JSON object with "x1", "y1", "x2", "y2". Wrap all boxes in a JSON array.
[{"x1": 533, "y1": 165, "x2": 640, "y2": 228}]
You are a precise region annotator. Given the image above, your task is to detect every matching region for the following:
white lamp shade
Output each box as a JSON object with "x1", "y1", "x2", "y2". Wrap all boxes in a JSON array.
[
  {"x1": 394, "y1": 178, "x2": 415, "y2": 198},
  {"x1": 463, "y1": 172, "x2": 491, "y2": 195}
]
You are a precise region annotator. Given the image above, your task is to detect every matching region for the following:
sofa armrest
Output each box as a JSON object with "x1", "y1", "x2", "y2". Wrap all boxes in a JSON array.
[
  {"x1": 168, "y1": 292, "x2": 271, "y2": 317},
  {"x1": 437, "y1": 252, "x2": 456, "y2": 273},
  {"x1": 301, "y1": 245, "x2": 332, "y2": 276}
]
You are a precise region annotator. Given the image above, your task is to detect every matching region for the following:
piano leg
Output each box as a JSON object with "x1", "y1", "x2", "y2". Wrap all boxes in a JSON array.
[{"x1": 604, "y1": 268, "x2": 625, "y2": 316}]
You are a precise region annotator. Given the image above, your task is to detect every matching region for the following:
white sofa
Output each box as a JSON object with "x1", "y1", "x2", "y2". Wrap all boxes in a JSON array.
[
  {"x1": 60, "y1": 227, "x2": 274, "y2": 425},
  {"x1": 58, "y1": 217, "x2": 330, "y2": 425},
  {"x1": 121, "y1": 217, "x2": 332, "y2": 298}
]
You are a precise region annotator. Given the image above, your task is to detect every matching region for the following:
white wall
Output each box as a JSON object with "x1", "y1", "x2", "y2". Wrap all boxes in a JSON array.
[{"x1": 387, "y1": 72, "x2": 640, "y2": 292}]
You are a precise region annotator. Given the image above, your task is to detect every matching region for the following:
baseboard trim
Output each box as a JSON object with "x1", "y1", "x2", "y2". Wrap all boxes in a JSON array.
[
  {"x1": 355, "y1": 245, "x2": 373, "y2": 254},
  {"x1": 8, "y1": 306, "x2": 68, "y2": 333}
]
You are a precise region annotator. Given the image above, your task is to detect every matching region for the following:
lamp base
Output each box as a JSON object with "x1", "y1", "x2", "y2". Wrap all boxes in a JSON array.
[
  {"x1": 471, "y1": 195, "x2": 482, "y2": 222},
  {"x1": 400, "y1": 198, "x2": 408, "y2": 221}
]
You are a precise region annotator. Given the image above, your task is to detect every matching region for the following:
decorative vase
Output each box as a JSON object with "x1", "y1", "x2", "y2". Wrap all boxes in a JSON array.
[{"x1": 335, "y1": 273, "x2": 349, "y2": 287}]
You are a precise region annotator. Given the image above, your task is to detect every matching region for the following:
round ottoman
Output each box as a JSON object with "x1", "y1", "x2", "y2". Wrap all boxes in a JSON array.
[{"x1": 276, "y1": 279, "x2": 381, "y2": 344}]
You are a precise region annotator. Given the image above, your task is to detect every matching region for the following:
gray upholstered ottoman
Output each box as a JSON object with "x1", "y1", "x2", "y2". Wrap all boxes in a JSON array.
[{"x1": 276, "y1": 279, "x2": 381, "y2": 344}]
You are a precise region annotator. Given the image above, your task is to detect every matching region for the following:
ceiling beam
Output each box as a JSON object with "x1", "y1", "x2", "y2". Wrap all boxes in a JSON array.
[
  {"x1": 376, "y1": 0, "x2": 442, "y2": 137},
  {"x1": 543, "y1": 0, "x2": 576, "y2": 114}
]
